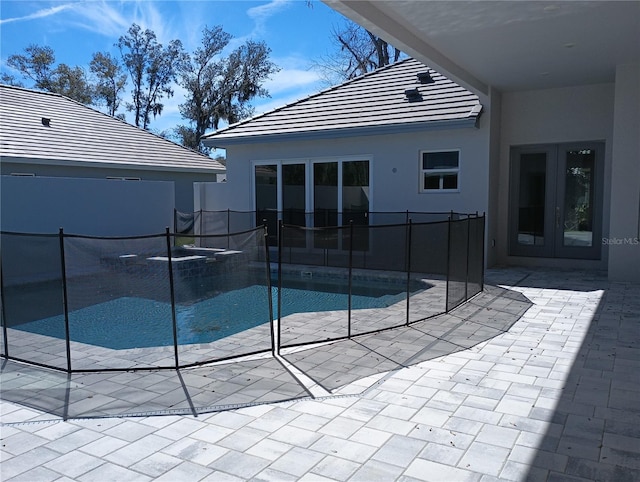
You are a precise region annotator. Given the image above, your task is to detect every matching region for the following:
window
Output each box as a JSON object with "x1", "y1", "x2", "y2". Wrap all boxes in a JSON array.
[{"x1": 420, "y1": 150, "x2": 459, "y2": 191}]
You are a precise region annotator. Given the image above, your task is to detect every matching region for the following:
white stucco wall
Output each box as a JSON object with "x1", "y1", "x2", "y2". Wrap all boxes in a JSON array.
[
  {"x1": 194, "y1": 180, "x2": 231, "y2": 212},
  {"x1": 608, "y1": 63, "x2": 640, "y2": 281},
  {"x1": 1, "y1": 175, "x2": 175, "y2": 236},
  {"x1": 199, "y1": 126, "x2": 491, "y2": 219},
  {"x1": 498, "y1": 83, "x2": 615, "y2": 269},
  {"x1": 0, "y1": 161, "x2": 218, "y2": 213}
]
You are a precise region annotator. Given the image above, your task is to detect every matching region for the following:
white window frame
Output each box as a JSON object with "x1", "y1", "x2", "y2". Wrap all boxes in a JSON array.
[{"x1": 419, "y1": 149, "x2": 460, "y2": 193}]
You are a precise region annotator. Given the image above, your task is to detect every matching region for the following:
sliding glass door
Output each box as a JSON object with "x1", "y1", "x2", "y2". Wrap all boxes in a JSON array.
[{"x1": 255, "y1": 159, "x2": 370, "y2": 247}]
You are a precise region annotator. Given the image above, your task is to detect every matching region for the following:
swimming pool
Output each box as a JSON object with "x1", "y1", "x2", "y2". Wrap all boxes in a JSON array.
[{"x1": 15, "y1": 276, "x2": 423, "y2": 350}]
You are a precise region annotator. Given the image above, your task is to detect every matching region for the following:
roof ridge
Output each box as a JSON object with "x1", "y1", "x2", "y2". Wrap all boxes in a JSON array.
[
  {"x1": 202, "y1": 57, "x2": 416, "y2": 139},
  {"x1": 0, "y1": 83, "x2": 66, "y2": 98}
]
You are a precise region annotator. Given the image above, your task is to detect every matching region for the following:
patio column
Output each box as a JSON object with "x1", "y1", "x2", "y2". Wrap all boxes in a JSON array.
[{"x1": 608, "y1": 63, "x2": 640, "y2": 281}]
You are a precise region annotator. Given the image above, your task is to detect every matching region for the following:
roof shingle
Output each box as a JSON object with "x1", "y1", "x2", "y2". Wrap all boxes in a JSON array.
[
  {"x1": 203, "y1": 58, "x2": 482, "y2": 146},
  {"x1": 0, "y1": 85, "x2": 225, "y2": 173}
]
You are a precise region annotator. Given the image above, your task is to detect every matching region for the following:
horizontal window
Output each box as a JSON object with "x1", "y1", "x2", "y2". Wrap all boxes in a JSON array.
[{"x1": 421, "y1": 151, "x2": 459, "y2": 191}]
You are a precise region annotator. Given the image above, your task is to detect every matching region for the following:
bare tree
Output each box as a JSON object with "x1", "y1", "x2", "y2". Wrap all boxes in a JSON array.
[
  {"x1": 117, "y1": 24, "x2": 186, "y2": 129},
  {"x1": 314, "y1": 20, "x2": 402, "y2": 85},
  {"x1": 90, "y1": 52, "x2": 127, "y2": 117}
]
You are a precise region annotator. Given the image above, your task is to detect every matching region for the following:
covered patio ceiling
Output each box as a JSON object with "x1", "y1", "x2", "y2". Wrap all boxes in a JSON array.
[{"x1": 324, "y1": 1, "x2": 640, "y2": 95}]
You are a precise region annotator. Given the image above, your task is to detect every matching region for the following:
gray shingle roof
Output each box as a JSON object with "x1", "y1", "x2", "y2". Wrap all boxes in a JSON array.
[
  {"x1": 0, "y1": 85, "x2": 225, "y2": 173},
  {"x1": 203, "y1": 58, "x2": 482, "y2": 147}
]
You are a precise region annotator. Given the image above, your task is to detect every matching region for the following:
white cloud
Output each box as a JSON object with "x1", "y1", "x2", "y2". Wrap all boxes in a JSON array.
[
  {"x1": 27, "y1": 1, "x2": 180, "y2": 46},
  {"x1": 129, "y1": 1, "x2": 179, "y2": 45},
  {"x1": 66, "y1": 1, "x2": 130, "y2": 38},
  {"x1": 255, "y1": 67, "x2": 324, "y2": 115},
  {"x1": 246, "y1": 0, "x2": 292, "y2": 36},
  {"x1": 0, "y1": 3, "x2": 75, "y2": 25},
  {"x1": 264, "y1": 67, "x2": 321, "y2": 96},
  {"x1": 264, "y1": 53, "x2": 324, "y2": 95}
]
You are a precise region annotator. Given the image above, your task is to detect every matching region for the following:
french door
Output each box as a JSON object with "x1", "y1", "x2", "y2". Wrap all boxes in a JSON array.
[{"x1": 509, "y1": 142, "x2": 604, "y2": 259}]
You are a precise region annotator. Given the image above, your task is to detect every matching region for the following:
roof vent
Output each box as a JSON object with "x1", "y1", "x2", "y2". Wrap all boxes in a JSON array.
[
  {"x1": 404, "y1": 87, "x2": 422, "y2": 102},
  {"x1": 417, "y1": 72, "x2": 434, "y2": 84},
  {"x1": 41, "y1": 117, "x2": 51, "y2": 127}
]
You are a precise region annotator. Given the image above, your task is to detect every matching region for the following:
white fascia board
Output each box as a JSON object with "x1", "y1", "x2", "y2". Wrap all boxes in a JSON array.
[
  {"x1": 203, "y1": 117, "x2": 480, "y2": 149},
  {"x1": 2, "y1": 156, "x2": 226, "y2": 174}
]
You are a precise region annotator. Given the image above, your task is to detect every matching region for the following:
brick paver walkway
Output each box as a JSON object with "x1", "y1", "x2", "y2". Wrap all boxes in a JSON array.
[{"x1": 1, "y1": 268, "x2": 638, "y2": 481}]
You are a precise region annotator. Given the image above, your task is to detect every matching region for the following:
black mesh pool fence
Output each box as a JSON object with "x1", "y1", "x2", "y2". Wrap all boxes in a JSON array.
[
  {"x1": 1, "y1": 227, "x2": 272, "y2": 372},
  {"x1": 175, "y1": 210, "x2": 466, "y2": 245},
  {"x1": 277, "y1": 214, "x2": 485, "y2": 348},
  {"x1": 2, "y1": 212, "x2": 485, "y2": 373}
]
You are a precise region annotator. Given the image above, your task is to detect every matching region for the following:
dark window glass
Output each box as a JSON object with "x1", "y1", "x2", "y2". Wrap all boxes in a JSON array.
[
  {"x1": 424, "y1": 175, "x2": 440, "y2": 190},
  {"x1": 443, "y1": 174, "x2": 458, "y2": 190},
  {"x1": 423, "y1": 151, "x2": 459, "y2": 170}
]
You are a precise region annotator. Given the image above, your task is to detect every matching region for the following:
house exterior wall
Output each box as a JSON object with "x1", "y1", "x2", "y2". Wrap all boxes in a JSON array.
[
  {"x1": 497, "y1": 83, "x2": 615, "y2": 270},
  {"x1": 199, "y1": 126, "x2": 491, "y2": 220},
  {"x1": 608, "y1": 63, "x2": 640, "y2": 281},
  {"x1": 0, "y1": 175, "x2": 174, "y2": 236},
  {"x1": 0, "y1": 161, "x2": 218, "y2": 213}
]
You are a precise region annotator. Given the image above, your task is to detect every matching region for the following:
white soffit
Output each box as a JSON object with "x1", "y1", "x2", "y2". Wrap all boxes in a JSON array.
[{"x1": 325, "y1": 0, "x2": 640, "y2": 94}]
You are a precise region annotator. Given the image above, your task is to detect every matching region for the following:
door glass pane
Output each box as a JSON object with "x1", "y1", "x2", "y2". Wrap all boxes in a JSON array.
[
  {"x1": 343, "y1": 161, "x2": 370, "y2": 252},
  {"x1": 313, "y1": 162, "x2": 338, "y2": 227},
  {"x1": 314, "y1": 162, "x2": 338, "y2": 249},
  {"x1": 282, "y1": 164, "x2": 306, "y2": 226},
  {"x1": 255, "y1": 164, "x2": 278, "y2": 245},
  {"x1": 342, "y1": 161, "x2": 369, "y2": 224},
  {"x1": 517, "y1": 153, "x2": 546, "y2": 246},
  {"x1": 563, "y1": 149, "x2": 594, "y2": 247}
]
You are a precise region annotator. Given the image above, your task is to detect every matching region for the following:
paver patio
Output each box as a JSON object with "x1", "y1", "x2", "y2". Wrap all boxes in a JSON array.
[{"x1": 1, "y1": 268, "x2": 638, "y2": 481}]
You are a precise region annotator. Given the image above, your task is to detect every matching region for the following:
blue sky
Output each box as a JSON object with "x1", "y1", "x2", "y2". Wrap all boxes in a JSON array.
[{"x1": 0, "y1": 0, "x2": 345, "y2": 133}]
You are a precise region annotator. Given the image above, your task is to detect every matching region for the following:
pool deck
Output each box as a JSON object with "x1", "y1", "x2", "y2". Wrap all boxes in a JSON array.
[{"x1": 1, "y1": 268, "x2": 639, "y2": 481}]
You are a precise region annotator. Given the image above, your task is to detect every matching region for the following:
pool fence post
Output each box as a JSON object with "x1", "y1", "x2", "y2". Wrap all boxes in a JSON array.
[
  {"x1": 165, "y1": 227, "x2": 179, "y2": 369},
  {"x1": 277, "y1": 220, "x2": 283, "y2": 354},
  {"x1": 480, "y1": 212, "x2": 486, "y2": 292},
  {"x1": 227, "y1": 209, "x2": 231, "y2": 249},
  {"x1": 262, "y1": 218, "x2": 268, "y2": 247},
  {"x1": 465, "y1": 215, "x2": 470, "y2": 301},
  {"x1": 348, "y1": 221, "x2": 354, "y2": 338},
  {"x1": 0, "y1": 246, "x2": 9, "y2": 359},
  {"x1": 59, "y1": 228, "x2": 72, "y2": 373},
  {"x1": 264, "y1": 223, "x2": 275, "y2": 356},
  {"x1": 405, "y1": 219, "x2": 412, "y2": 326},
  {"x1": 445, "y1": 214, "x2": 452, "y2": 313}
]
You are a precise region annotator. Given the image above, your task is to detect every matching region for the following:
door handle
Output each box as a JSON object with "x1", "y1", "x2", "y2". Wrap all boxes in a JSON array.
[{"x1": 555, "y1": 206, "x2": 561, "y2": 228}]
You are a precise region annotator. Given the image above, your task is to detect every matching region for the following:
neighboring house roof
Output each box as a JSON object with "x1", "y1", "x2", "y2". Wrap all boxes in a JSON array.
[
  {"x1": 0, "y1": 84, "x2": 225, "y2": 174},
  {"x1": 203, "y1": 58, "x2": 482, "y2": 147}
]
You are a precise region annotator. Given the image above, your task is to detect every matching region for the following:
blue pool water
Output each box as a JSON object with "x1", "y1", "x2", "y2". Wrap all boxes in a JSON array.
[{"x1": 16, "y1": 279, "x2": 417, "y2": 350}]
